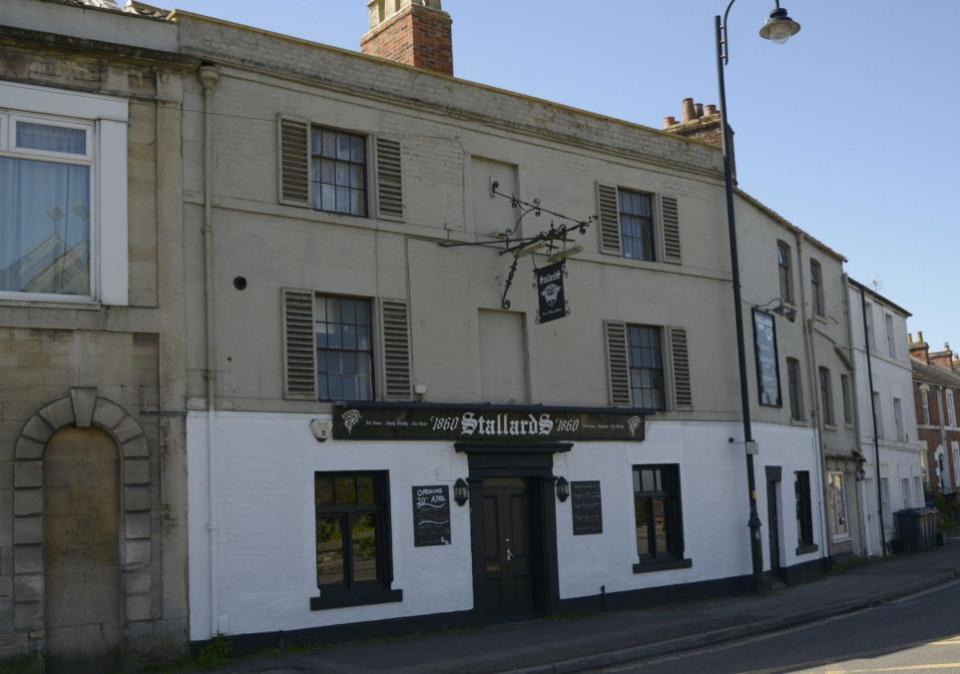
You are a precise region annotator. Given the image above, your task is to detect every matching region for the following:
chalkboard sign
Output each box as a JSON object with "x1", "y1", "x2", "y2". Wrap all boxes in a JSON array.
[
  {"x1": 571, "y1": 481, "x2": 603, "y2": 535},
  {"x1": 412, "y1": 485, "x2": 451, "y2": 547}
]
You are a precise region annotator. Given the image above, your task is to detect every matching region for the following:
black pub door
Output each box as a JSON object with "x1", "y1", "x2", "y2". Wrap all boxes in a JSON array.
[
  {"x1": 480, "y1": 477, "x2": 538, "y2": 620},
  {"x1": 766, "y1": 467, "x2": 782, "y2": 577}
]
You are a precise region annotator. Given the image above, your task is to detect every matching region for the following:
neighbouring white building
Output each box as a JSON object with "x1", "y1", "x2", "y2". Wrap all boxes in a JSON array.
[{"x1": 848, "y1": 280, "x2": 923, "y2": 556}]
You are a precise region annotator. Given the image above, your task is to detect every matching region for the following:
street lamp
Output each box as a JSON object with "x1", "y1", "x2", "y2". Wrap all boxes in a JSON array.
[{"x1": 715, "y1": 0, "x2": 801, "y2": 593}]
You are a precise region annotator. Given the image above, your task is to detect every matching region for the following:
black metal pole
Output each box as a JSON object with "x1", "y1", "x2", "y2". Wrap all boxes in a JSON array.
[
  {"x1": 859, "y1": 285, "x2": 887, "y2": 556},
  {"x1": 716, "y1": 13, "x2": 765, "y2": 592}
]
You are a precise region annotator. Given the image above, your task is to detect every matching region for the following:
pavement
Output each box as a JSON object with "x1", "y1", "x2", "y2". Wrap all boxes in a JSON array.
[{"x1": 182, "y1": 540, "x2": 960, "y2": 674}]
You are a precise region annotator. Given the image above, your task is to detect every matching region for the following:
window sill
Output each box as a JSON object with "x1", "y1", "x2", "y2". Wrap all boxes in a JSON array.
[
  {"x1": 831, "y1": 535, "x2": 852, "y2": 544},
  {"x1": 823, "y1": 423, "x2": 838, "y2": 431},
  {"x1": 795, "y1": 544, "x2": 819, "y2": 556},
  {"x1": 310, "y1": 587, "x2": 403, "y2": 611},
  {"x1": 789, "y1": 418, "x2": 809, "y2": 427},
  {"x1": 0, "y1": 295, "x2": 102, "y2": 310},
  {"x1": 633, "y1": 558, "x2": 692, "y2": 574}
]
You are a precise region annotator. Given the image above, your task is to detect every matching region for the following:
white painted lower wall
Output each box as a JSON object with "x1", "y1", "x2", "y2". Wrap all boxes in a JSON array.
[
  {"x1": 187, "y1": 412, "x2": 824, "y2": 641},
  {"x1": 859, "y1": 442, "x2": 925, "y2": 557}
]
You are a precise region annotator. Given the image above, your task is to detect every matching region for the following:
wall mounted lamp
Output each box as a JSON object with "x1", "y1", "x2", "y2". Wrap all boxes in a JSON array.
[
  {"x1": 453, "y1": 478, "x2": 469, "y2": 507},
  {"x1": 555, "y1": 477, "x2": 570, "y2": 503}
]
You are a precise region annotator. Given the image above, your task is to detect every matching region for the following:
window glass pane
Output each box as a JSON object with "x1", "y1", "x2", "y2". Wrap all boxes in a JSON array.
[
  {"x1": 328, "y1": 375, "x2": 343, "y2": 400},
  {"x1": 315, "y1": 475, "x2": 334, "y2": 507},
  {"x1": 341, "y1": 376, "x2": 357, "y2": 401},
  {"x1": 322, "y1": 131, "x2": 337, "y2": 158},
  {"x1": 653, "y1": 498, "x2": 668, "y2": 556},
  {"x1": 351, "y1": 514, "x2": 379, "y2": 582},
  {"x1": 351, "y1": 136, "x2": 365, "y2": 163},
  {"x1": 320, "y1": 185, "x2": 336, "y2": 210},
  {"x1": 641, "y1": 470, "x2": 655, "y2": 493},
  {"x1": 0, "y1": 157, "x2": 91, "y2": 295},
  {"x1": 336, "y1": 187, "x2": 350, "y2": 214},
  {"x1": 337, "y1": 133, "x2": 352, "y2": 161},
  {"x1": 357, "y1": 324, "x2": 371, "y2": 351},
  {"x1": 357, "y1": 476, "x2": 376, "y2": 505},
  {"x1": 16, "y1": 122, "x2": 86, "y2": 154},
  {"x1": 321, "y1": 159, "x2": 335, "y2": 184},
  {"x1": 335, "y1": 476, "x2": 357, "y2": 505},
  {"x1": 336, "y1": 162, "x2": 350, "y2": 187},
  {"x1": 350, "y1": 190, "x2": 364, "y2": 217},
  {"x1": 316, "y1": 516, "x2": 344, "y2": 586},
  {"x1": 350, "y1": 164, "x2": 364, "y2": 189},
  {"x1": 635, "y1": 497, "x2": 650, "y2": 557}
]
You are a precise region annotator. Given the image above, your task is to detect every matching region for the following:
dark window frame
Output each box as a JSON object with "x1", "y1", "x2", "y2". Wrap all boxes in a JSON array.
[
  {"x1": 841, "y1": 373, "x2": 854, "y2": 425},
  {"x1": 794, "y1": 471, "x2": 816, "y2": 553},
  {"x1": 626, "y1": 324, "x2": 666, "y2": 411},
  {"x1": 311, "y1": 471, "x2": 401, "y2": 610},
  {"x1": 819, "y1": 366, "x2": 835, "y2": 426},
  {"x1": 777, "y1": 241, "x2": 794, "y2": 305},
  {"x1": 315, "y1": 293, "x2": 375, "y2": 402},
  {"x1": 810, "y1": 259, "x2": 825, "y2": 317},
  {"x1": 752, "y1": 309, "x2": 782, "y2": 408},
  {"x1": 632, "y1": 465, "x2": 688, "y2": 572},
  {"x1": 787, "y1": 357, "x2": 804, "y2": 421},
  {"x1": 618, "y1": 188, "x2": 657, "y2": 262},
  {"x1": 310, "y1": 125, "x2": 369, "y2": 218}
]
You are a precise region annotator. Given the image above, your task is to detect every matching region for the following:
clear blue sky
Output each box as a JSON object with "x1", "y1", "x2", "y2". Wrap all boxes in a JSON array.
[{"x1": 173, "y1": 0, "x2": 959, "y2": 350}]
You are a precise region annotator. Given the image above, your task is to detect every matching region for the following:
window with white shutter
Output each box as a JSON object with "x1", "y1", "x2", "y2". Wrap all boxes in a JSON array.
[
  {"x1": 660, "y1": 195, "x2": 682, "y2": 264},
  {"x1": 669, "y1": 327, "x2": 693, "y2": 409},
  {"x1": 282, "y1": 288, "x2": 317, "y2": 399},
  {"x1": 596, "y1": 183, "x2": 622, "y2": 256},
  {"x1": 604, "y1": 320, "x2": 631, "y2": 406},
  {"x1": 380, "y1": 299, "x2": 412, "y2": 400},
  {"x1": 376, "y1": 137, "x2": 404, "y2": 220},
  {"x1": 278, "y1": 116, "x2": 311, "y2": 207}
]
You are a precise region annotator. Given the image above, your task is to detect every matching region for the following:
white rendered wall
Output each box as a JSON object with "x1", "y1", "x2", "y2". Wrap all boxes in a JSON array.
[{"x1": 188, "y1": 413, "x2": 823, "y2": 639}]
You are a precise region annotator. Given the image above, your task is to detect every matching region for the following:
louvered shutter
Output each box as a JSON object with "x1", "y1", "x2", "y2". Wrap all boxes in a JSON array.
[
  {"x1": 376, "y1": 137, "x2": 404, "y2": 220},
  {"x1": 660, "y1": 195, "x2": 682, "y2": 265},
  {"x1": 282, "y1": 289, "x2": 316, "y2": 400},
  {"x1": 669, "y1": 327, "x2": 693, "y2": 409},
  {"x1": 604, "y1": 320, "x2": 631, "y2": 406},
  {"x1": 380, "y1": 299, "x2": 412, "y2": 399},
  {"x1": 596, "y1": 183, "x2": 622, "y2": 255},
  {"x1": 278, "y1": 116, "x2": 310, "y2": 207}
]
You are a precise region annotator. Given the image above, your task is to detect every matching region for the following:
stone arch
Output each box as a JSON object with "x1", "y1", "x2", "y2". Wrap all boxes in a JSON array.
[{"x1": 12, "y1": 387, "x2": 154, "y2": 639}]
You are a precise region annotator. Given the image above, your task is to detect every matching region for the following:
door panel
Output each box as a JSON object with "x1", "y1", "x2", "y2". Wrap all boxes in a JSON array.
[
  {"x1": 767, "y1": 479, "x2": 781, "y2": 572},
  {"x1": 479, "y1": 478, "x2": 537, "y2": 619},
  {"x1": 45, "y1": 428, "x2": 122, "y2": 674}
]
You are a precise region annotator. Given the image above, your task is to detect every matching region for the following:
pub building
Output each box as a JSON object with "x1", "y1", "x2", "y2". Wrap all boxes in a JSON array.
[{"x1": 182, "y1": 0, "x2": 832, "y2": 649}]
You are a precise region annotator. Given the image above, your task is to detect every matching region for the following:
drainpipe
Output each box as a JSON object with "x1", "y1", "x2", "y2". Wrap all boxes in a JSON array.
[
  {"x1": 795, "y1": 233, "x2": 830, "y2": 559},
  {"x1": 858, "y1": 284, "x2": 887, "y2": 556},
  {"x1": 843, "y1": 278, "x2": 869, "y2": 558},
  {"x1": 198, "y1": 65, "x2": 221, "y2": 638}
]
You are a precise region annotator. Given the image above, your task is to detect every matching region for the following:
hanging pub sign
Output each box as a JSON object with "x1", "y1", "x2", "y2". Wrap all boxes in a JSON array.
[
  {"x1": 332, "y1": 404, "x2": 645, "y2": 442},
  {"x1": 535, "y1": 261, "x2": 568, "y2": 324}
]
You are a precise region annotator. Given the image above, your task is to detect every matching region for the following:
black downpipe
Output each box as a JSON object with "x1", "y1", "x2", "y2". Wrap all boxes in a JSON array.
[
  {"x1": 860, "y1": 288, "x2": 887, "y2": 556},
  {"x1": 716, "y1": 13, "x2": 765, "y2": 591}
]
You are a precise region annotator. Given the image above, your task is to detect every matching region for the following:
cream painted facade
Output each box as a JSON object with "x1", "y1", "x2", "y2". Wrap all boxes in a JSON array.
[{"x1": 0, "y1": 0, "x2": 871, "y2": 656}]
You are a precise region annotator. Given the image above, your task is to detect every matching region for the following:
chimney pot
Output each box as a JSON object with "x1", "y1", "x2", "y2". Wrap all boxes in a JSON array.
[
  {"x1": 704, "y1": 104, "x2": 718, "y2": 116},
  {"x1": 663, "y1": 116, "x2": 677, "y2": 128},
  {"x1": 681, "y1": 98, "x2": 696, "y2": 123},
  {"x1": 695, "y1": 103, "x2": 704, "y2": 118}
]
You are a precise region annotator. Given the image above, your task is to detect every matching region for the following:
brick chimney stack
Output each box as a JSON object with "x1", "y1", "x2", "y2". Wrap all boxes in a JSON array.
[
  {"x1": 909, "y1": 331, "x2": 930, "y2": 365},
  {"x1": 361, "y1": 0, "x2": 454, "y2": 76},
  {"x1": 929, "y1": 342, "x2": 957, "y2": 372},
  {"x1": 663, "y1": 97, "x2": 735, "y2": 180}
]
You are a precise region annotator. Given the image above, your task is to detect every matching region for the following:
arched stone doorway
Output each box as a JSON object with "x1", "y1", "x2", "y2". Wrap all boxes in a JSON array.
[
  {"x1": 45, "y1": 427, "x2": 122, "y2": 673},
  {"x1": 12, "y1": 388, "x2": 154, "y2": 671}
]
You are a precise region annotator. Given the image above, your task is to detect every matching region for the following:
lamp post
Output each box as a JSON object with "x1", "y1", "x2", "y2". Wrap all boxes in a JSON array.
[{"x1": 715, "y1": 0, "x2": 800, "y2": 593}]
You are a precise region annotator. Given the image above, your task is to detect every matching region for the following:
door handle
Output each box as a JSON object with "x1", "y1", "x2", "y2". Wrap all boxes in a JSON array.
[
  {"x1": 506, "y1": 548, "x2": 514, "y2": 562},
  {"x1": 505, "y1": 537, "x2": 513, "y2": 562}
]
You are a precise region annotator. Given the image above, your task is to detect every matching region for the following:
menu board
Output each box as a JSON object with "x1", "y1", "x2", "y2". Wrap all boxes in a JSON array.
[
  {"x1": 412, "y1": 486, "x2": 451, "y2": 547},
  {"x1": 571, "y1": 481, "x2": 603, "y2": 535},
  {"x1": 753, "y1": 309, "x2": 781, "y2": 407}
]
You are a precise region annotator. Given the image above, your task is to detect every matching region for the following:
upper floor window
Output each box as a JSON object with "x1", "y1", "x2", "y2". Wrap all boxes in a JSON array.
[
  {"x1": 810, "y1": 259, "x2": 825, "y2": 317},
  {"x1": 873, "y1": 391, "x2": 884, "y2": 439},
  {"x1": 777, "y1": 241, "x2": 794, "y2": 305},
  {"x1": 885, "y1": 314, "x2": 896, "y2": 359},
  {"x1": 316, "y1": 295, "x2": 374, "y2": 401},
  {"x1": 921, "y1": 388, "x2": 931, "y2": 426},
  {"x1": 0, "y1": 83, "x2": 128, "y2": 305},
  {"x1": 619, "y1": 189, "x2": 655, "y2": 262},
  {"x1": 787, "y1": 357, "x2": 804, "y2": 421},
  {"x1": 311, "y1": 127, "x2": 367, "y2": 217},
  {"x1": 894, "y1": 397, "x2": 905, "y2": 441},
  {"x1": 947, "y1": 390, "x2": 957, "y2": 428},
  {"x1": 841, "y1": 373, "x2": 853, "y2": 425},
  {"x1": 864, "y1": 302, "x2": 875, "y2": 348},
  {"x1": 819, "y1": 367, "x2": 835, "y2": 426},
  {"x1": 627, "y1": 325, "x2": 665, "y2": 410}
]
